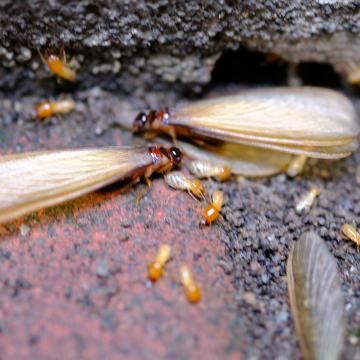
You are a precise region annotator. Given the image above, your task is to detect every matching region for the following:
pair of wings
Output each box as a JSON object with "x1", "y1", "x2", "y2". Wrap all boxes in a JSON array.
[
  {"x1": 0, "y1": 147, "x2": 154, "y2": 223},
  {"x1": 169, "y1": 87, "x2": 359, "y2": 158},
  {"x1": 287, "y1": 232, "x2": 345, "y2": 360}
]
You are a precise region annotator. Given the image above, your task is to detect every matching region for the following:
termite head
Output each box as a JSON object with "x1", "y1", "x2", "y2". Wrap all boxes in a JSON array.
[
  {"x1": 190, "y1": 179, "x2": 205, "y2": 198},
  {"x1": 160, "y1": 146, "x2": 183, "y2": 166},
  {"x1": 36, "y1": 102, "x2": 52, "y2": 118},
  {"x1": 133, "y1": 109, "x2": 169, "y2": 132},
  {"x1": 133, "y1": 112, "x2": 147, "y2": 132},
  {"x1": 309, "y1": 186, "x2": 320, "y2": 196},
  {"x1": 44, "y1": 50, "x2": 63, "y2": 73}
]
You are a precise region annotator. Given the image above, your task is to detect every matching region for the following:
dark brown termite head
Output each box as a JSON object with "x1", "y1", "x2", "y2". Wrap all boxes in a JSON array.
[
  {"x1": 133, "y1": 109, "x2": 169, "y2": 132},
  {"x1": 160, "y1": 146, "x2": 183, "y2": 166},
  {"x1": 133, "y1": 112, "x2": 148, "y2": 132}
]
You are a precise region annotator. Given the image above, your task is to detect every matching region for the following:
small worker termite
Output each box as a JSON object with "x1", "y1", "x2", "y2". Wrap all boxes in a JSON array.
[
  {"x1": 189, "y1": 160, "x2": 231, "y2": 181},
  {"x1": 179, "y1": 265, "x2": 201, "y2": 303},
  {"x1": 36, "y1": 99, "x2": 76, "y2": 121},
  {"x1": 38, "y1": 48, "x2": 76, "y2": 81},
  {"x1": 199, "y1": 190, "x2": 223, "y2": 228},
  {"x1": 164, "y1": 171, "x2": 205, "y2": 201},
  {"x1": 286, "y1": 155, "x2": 308, "y2": 177},
  {"x1": 342, "y1": 224, "x2": 360, "y2": 253},
  {"x1": 148, "y1": 245, "x2": 171, "y2": 281},
  {"x1": 295, "y1": 186, "x2": 320, "y2": 215},
  {"x1": 0, "y1": 146, "x2": 183, "y2": 223},
  {"x1": 131, "y1": 87, "x2": 359, "y2": 159}
]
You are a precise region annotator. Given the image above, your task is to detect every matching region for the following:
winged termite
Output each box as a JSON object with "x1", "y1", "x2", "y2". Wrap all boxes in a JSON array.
[
  {"x1": 287, "y1": 232, "x2": 345, "y2": 360},
  {"x1": 0, "y1": 146, "x2": 183, "y2": 223},
  {"x1": 132, "y1": 87, "x2": 359, "y2": 159}
]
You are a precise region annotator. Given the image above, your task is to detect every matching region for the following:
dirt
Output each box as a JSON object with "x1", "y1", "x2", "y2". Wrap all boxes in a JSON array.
[{"x1": 1, "y1": 46, "x2": 360, "y2": 360}]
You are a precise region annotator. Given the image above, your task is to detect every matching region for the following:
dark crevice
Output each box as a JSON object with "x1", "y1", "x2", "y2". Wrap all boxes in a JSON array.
[{"x1": 209, "y1": 47, "x2": 342, "y2": 89}]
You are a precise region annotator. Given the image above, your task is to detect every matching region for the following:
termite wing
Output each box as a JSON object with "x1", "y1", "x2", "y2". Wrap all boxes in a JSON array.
[
  {"x1": 0, "y1": 146, "x2": 182, "y2": 223},
  {"x1": 131, "y1": 87, "x2": 359, "y2": 159}
]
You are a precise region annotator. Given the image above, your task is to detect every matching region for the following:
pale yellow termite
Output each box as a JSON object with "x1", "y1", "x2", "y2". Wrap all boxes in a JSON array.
[
  {"x1": 199, "y1": 190, "x2": 223, "y2": 228},
  {"x1": 148, "y1": 245, "x2": 171, "y2": 281},
  {"x1": 286, "y1": 155, "x2": 308, "y2": 177},
  {"x1": 164, "y1": 171, "x2": 205, "y2": 200},
  {"x1": 342, "y1": 224, "x2": 360, "y2": 253},
  {"x1": 179, "y1": 265, "x2": 201, "y2": 303},
  {"x1": 131, "y1": 87, "x2": 359, "y2": 159},
  {"x1": 189, "y1": 160, "x2": 231, "y2": 181},
  {"x1": 295, "y1": 186, "x2": 320, "y2": 215},
  {"x1": 36, "y1": 99, "x2": 76, "y2": 120},
  {"x1": 38, "y1": 48, "x2": 76, "y2": 81}
]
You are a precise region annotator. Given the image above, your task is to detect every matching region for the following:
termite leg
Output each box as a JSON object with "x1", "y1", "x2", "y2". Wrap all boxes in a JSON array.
[
  {"x1": 37, "y1": 48, "x2": 47, "y2": 64},
  {"x1": 136, "y1": 177, "x2": 152, "y2": 204},
  {"x1": 339, "y1": 241, "x2": 353, "y2": 250},
  {"x1": 143, "y1": 131, "x2": 161, "y2": 140},
  {"x1": 192, "y1": 138, "x2": 207, "y2": 147},
  {"x1": 218, "y1": 213, "x2": 224, "y2": 227},
  {"x1": 187, "y1": 190, "x2": 199, "y2": 203},
  {"x1": 118, "y1": 176, "x2": 141, "y2": 195},
  {"x1": 61, "y1": 48, "x2": 66, "y2": 63},
  {"x1": 158, "y1": 163, "x2": 173, "y2": 176},
  {"x1": 358, "y1": 244, "x2": 359, "y2": 254}
]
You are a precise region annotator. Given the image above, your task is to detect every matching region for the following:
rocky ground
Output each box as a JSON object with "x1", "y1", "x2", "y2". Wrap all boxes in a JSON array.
[{"x1": 0, "y1": 45, "x2": 360, "y2": 359}]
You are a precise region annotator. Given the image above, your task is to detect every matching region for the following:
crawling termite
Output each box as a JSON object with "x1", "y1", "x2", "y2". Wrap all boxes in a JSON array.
[
  {"x1": 148, "y1": 245, "x2": 171, "y2": 281},
  {"x1": 189, "y1": 160, "x2": 231, "y2": 181},
  {"x1": 164, "y1": 171, "x2": 205, "y2": 201},
  {"x1": 295, "y1": 186, "x2": 320, "y2": 215},
  {"x1": 36, "y1": 99, "x2": 76, "y2": 121},
  {"x1": 199, "y1": 190, "x2": 223, "y2": 228},
  {"x1": 179, "y1": 265, "x2": 201, "y2": 303},
  {"x1": 286, "y1": 155, "x2": 308, "y2": 177},
  {"x1": 38, "y1": 48, "x2": 76, "y2": 81},
  {"x1": 342, "y1": 224, "x2": 360, "y2": 253}
]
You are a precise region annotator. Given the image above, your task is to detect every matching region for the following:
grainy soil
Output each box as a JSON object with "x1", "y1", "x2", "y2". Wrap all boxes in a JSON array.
[{"x1": 1, "y1": 59, "x2": 360, "y2": 360}]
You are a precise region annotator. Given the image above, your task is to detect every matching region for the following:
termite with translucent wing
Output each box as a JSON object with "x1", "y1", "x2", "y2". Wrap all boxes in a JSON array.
[
  {"x1": 0, "y1": 146, "x2": 182, "y2": 224},
  {"x1": 287, "y1": 232, "x2": 345, "y2": 360},
  {"x1": 130, "y1": 87, "x2": 359, "y2": 171}
]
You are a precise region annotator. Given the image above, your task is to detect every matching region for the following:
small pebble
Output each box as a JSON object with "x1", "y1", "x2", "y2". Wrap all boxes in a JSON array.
[
  {"x1": 243, "y1": 292, "x2": 256, "y2": 307},
  {"x1": 218, "y1": 260, "x2": 233, "y2": 274},
  {"x1": 96, "y1": 258, "x2": 109, "y2": 277},
  {"x1": 349, "y1": 335, "x2": 358, "y2": 345},
  {"x1": 118, "y1": 233, "x2": 129, "y2": 242},
  {"x1": 20, "y1": 224, "x2": 30, "y2": 236},
  {"x1": 250, "y1": 261, "x2": 261, "y2": 272}
]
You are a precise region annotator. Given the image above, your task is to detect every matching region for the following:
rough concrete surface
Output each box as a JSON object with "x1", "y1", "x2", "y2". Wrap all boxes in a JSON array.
[
  {"x1": 3, "y1": 0, "x2": 360, "y2": 93},
  {"x1": 1, "y1": 1, "x2": 360, "y2": 359}
]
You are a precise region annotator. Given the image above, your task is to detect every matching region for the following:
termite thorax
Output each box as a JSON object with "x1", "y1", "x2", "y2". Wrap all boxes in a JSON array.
[{"x1": 149, "y1": 146, "x2": 183, "y2": 167}]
